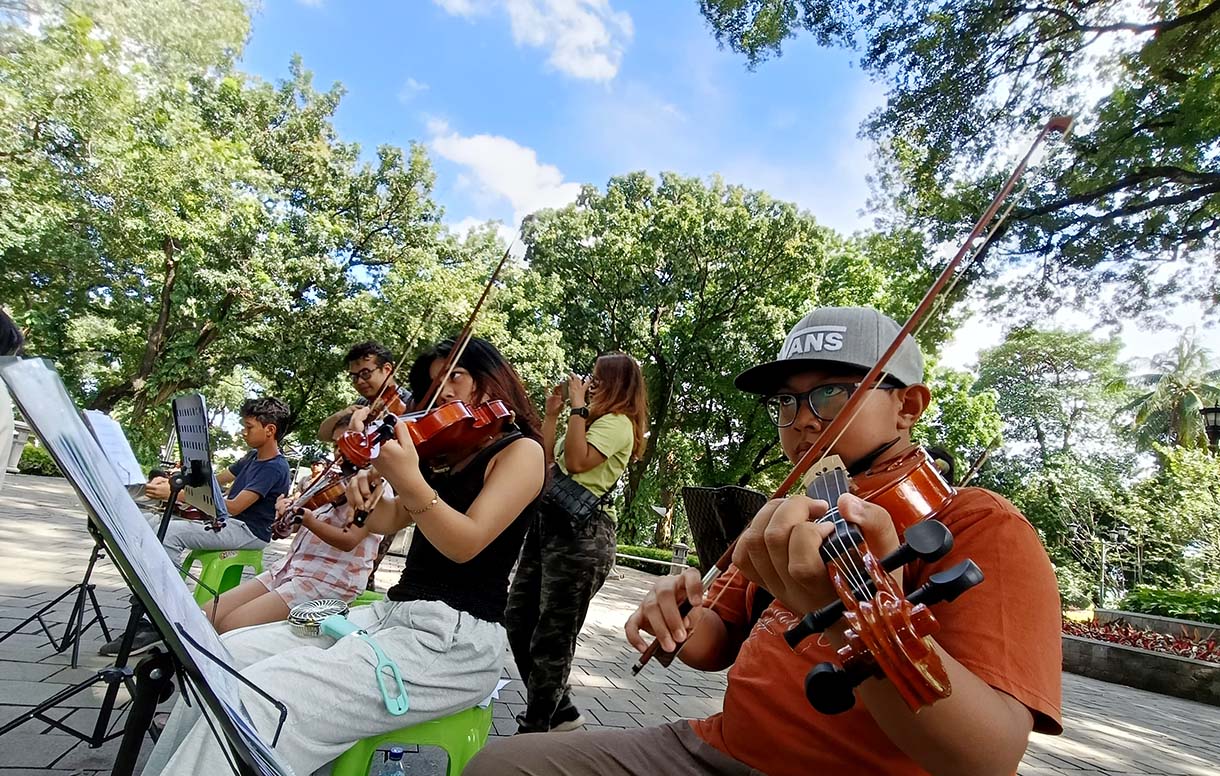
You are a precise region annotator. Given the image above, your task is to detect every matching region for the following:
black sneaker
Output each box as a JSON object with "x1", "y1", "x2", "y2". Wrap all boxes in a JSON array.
[
  {"x1": 549, "y1": 703, "x2": 586, "y2": 732},
  {"x1": 98, "y1": 624, "x2": 163, "y2": 657}
]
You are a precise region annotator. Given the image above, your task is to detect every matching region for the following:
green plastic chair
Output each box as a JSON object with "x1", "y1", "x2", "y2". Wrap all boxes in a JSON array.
[
  {"x1": 179, "y1": 549, "x2": 265, "y2": 605},
  {"x1": 350, "y1": 589, "x2": 385, "y2": 607},
  {"x1": 331, "y1": 704, "x2": 494, "y2": 776}
]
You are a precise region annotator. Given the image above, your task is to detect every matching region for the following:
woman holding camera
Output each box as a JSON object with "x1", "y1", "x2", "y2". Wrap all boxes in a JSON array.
[{"x1": 506, "y1": 352, "x2": 648, "y2": 733}]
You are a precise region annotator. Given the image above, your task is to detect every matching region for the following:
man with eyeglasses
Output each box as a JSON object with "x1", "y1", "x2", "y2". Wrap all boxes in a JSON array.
[
  {"x1": 469, "y1": 306, "x2": 1062, "y2": 776},
  {"x1": 318, "y1": 341, "x2": 413, "y2": 590},
  {"x1": 319, "y1": 341, "x2": 413, "y2": 442}
]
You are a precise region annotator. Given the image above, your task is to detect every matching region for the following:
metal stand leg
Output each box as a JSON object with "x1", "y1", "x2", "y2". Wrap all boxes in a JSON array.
[
  {"x1": 110, "y1": 650, "x2": 175, "y2": 776},
  {"x1": 0, "y1": 488, "x2": 183, "y2": 747},
  {"x1": 0, "y1": 529, "x2": 113, "y2": 668}
]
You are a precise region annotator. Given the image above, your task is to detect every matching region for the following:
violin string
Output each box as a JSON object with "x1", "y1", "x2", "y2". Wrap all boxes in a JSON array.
[{"x1": 815, "y1": 467, "x2": 870, "y2": 597}]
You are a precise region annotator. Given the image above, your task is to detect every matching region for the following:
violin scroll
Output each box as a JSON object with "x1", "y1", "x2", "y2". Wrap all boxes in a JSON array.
[
  {"x1": 803, "y1": 559, "x2": 983, "y2": 714},
  {"x1": 785, "y1": 519, "x2": 955, "y2": 646},
  {"x1": 785, "y1": 451, "x2": 984, "y2": 715}
]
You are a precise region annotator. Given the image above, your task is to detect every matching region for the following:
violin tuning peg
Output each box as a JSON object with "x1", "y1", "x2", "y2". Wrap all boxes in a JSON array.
[
  {"x1": 880, "y1": 520, "x2": 954, "y2": 572},
  {"x1": 907, "y1": 560, "x2": 984, "y2": 608},
  {"x1": 902, "y1": 519, "x2": 953, "y2": 560},
  {"x1": 784, "y1": 599, "x2": 845, "y2": 648},
  {"x1": 804, "y1": 661, "x2": 871, "y2": 715}
]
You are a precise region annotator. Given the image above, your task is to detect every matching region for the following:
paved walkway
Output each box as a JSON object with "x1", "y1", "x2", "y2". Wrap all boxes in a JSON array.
[{"x1": 0, "y1": 474, "x2": 1217, "y2": 774}]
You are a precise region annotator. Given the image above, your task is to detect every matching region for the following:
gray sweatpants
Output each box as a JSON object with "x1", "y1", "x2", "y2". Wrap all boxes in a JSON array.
[
  {"x1": 142, "y1": 599, "x2": 507, "y2": 775},
  {"x1": 144, "y1": 511, "x2": 267, "y2": 562},
  {"x1": 466, "y1": 721, "x2": 761, "y2": 775}
]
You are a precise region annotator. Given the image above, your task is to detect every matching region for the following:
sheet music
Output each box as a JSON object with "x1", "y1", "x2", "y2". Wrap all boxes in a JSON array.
[
  {"x1": 82, "y1": 410, "x2": 145, "y2": 488},
  {"x1": 0, "y1": 358, "x2": 290, "y2": 776}
]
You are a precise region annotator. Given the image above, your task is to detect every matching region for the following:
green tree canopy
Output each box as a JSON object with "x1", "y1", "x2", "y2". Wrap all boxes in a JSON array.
[
  {"x1": 976, "y1": 327, "x2": 1130, "y2": 466},
  {"x1": 699, "y1": 0, "x2": 1220, "y2": 317},
  {"x1": 0, "y1": 2, "x2": 443, "y2": 460},
  {"x1": 913, "y1": 365, "x2": 1003, "y2": 481}
]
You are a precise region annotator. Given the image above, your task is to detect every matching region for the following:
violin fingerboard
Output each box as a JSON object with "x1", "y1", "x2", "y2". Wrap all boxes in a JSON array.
[{"x1": 803, "y1": 456, "x2": 850, "y2": 522}]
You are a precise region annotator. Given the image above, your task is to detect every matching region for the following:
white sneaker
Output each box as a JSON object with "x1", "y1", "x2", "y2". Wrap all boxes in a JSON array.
[{"x1": 549, "y1": 713, "x2": 586, "y2": 732}]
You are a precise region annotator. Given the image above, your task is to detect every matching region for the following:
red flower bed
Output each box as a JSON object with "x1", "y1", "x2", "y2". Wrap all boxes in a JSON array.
[{"x1": 1063, "y1": 618, "x2": 1220, "y2": 664}]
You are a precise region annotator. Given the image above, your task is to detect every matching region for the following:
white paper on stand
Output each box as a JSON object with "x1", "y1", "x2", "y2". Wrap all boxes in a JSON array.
[{"x1": 82, "y1": 410, "x2": 145, "y2": 488}]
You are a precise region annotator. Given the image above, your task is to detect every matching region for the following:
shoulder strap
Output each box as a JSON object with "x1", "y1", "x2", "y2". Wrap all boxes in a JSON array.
[{"x1": 471, "y1": 430, "x2": 524, "y2": 468}]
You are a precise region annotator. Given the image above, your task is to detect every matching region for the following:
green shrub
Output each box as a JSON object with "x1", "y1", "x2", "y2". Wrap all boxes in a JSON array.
[
  {"x1": 615, "y1": 544, "x2": 700, "y2": 576},
  {"x1": 1054, "y1": 562, "x2": 1096, "y2": 610},
  {"x1": 1119, "y1": 587, "x2": 1220, "y2": 626},
  {"x1": 17, "y1": 442, "x2": 61, "y2": 477}
]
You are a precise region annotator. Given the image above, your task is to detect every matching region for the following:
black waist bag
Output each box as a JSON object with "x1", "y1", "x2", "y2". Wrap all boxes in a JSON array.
[{"x1": 542, "y1": 472, "x2": 611, "y2": 521}]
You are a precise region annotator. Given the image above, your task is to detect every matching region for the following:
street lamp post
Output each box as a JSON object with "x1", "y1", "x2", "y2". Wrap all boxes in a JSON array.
[
  {"x1": 1201, "y1": 405, "x2": 1220, "y2": 450},
  {"x1": 1098, "y1": 528, "x2": 1129, "y2": 607}
]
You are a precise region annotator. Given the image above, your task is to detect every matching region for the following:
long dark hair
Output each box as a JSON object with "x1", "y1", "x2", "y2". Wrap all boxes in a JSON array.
[
  {"x1": 0, "y1": 308, "x2": 23, "y2": 356},
  {"x1": 588, "y1": 352, "x2": 648, "y2": 460},
  {"x1": 407, "y1": 337, "x2": 543, "y2": 445}
]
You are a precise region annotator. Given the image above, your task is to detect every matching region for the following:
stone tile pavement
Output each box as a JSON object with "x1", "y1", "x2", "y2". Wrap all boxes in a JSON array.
[{"x1": 0, "y1": 474, "x2": 1217, "y2": 774}]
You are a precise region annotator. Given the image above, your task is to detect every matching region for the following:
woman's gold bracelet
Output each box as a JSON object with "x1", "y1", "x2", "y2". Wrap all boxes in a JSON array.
[{"x1": 406, "y1": 487, "x2": 439, "y2": 515}]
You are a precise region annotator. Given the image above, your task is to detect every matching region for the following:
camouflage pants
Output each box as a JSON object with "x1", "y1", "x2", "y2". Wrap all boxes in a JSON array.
[
  {"x1": 505, "y1": 503, "x2": 616, "y2": 732},
  {"x1": 366, "y1": 529, "x2": 400, "y2": 591}
]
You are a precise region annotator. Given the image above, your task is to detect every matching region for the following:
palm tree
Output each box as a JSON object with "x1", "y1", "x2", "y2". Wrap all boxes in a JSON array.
[{"x1": 1118, "y1": 330, "x2": 1220, "y2": 452}]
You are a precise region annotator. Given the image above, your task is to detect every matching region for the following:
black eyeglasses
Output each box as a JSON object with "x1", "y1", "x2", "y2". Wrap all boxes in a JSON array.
[
  {"x1": 762, "y1": 382, "x2": 899, "y2": 428},
  {"x1": 347, "y1": 366, "x2": 385, "y2": 383}
]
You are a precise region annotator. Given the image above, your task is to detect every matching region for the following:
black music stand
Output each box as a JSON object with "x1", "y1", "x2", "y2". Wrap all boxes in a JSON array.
[
  {"x1": 0, "y1": 410, "x2": 148, "y2": 665},
  {"x1": 0, "y1": 520, "x2": 115, "y2": 667},
  {"x1": 0, "y1": 357, "x2": 291, "y2": 776},
  {"x1": 171, "y1": 393, "x2": 230, "y2": 530},
  {"x1": 680, "y1": 485, "x2": 769, "y2": 571}
]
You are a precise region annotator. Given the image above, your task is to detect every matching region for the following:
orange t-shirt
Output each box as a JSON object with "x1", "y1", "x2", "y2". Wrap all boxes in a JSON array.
[{"x1": 689, "y1": 487, "x2": 1063, "y2": 775}]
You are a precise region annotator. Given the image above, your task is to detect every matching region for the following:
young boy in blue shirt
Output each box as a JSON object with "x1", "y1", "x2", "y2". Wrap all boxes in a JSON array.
[{"x1": 100, "y1": 397, "x2": 292, "y2": 655}]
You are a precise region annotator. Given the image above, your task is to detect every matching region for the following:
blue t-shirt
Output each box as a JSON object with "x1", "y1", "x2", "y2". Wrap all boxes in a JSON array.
[{"x1": 227, "y1": 450, "x2": 290, "y2": 542}]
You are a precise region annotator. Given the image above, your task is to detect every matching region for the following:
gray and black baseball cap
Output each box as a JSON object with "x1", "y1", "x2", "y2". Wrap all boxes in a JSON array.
[{"x1": 735, "y1": 307, "x2": 924, "y2": 394}]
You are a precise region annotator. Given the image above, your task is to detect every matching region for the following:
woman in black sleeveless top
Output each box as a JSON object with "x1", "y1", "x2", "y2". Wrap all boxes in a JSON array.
[
  {"x1": 352, "y1": 337, "x2": 546, "y2": 622},
  {"x1": 144, "y1": 337, "x2": 545, "y2": 776}
]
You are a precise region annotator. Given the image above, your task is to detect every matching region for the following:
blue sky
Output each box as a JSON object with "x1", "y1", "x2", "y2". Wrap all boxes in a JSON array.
[
  {"x1": 238, "y1": 0, "x2": 1210, "y2": 368},
  {"x1": 240, "y1": 0, "x2": 880, "y2": 239}
]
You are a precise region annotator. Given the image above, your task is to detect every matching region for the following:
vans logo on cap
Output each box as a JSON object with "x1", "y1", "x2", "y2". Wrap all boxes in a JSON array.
[{"x1": 781, "y1": 325, "x2": 847, "y2": 358}]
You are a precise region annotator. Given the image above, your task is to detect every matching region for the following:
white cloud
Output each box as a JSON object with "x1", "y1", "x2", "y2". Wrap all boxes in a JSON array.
[
  {"x1": 447, "y1": 216, "x2": 520, "y2": 251},
  {"x1": 432, "y1": 0, "x2": 633, "y2": 81},
  {"x1": 428, "y1": 120, "x2": 581, "y2": 226},
  {"x1": 397, "y1": 77, "x2": 429, "y2": 103},
  {"x1": 434, "y1": 0, "x2": 479, "y2": 15}
]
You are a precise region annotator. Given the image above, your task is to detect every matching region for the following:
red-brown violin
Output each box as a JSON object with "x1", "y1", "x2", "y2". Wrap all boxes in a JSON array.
[
  {"x1": 631, "y1": 117, "x2": 1073, "y2": 717},
  {"x1": 336, "y1": 399, "x2": 515, "y2": 470},
  {"x1": 780, "y1": 447, "x2": 981, "y2": 714},
  {"x1": 272, "y1": 466, "x2": 349, "y2": 539}
]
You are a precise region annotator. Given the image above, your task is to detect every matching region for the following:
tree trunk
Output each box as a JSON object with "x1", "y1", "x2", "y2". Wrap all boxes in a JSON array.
[
  {"x1": 624, "y1": 365, "x2": 674, "y2": 514},
  {"x1": 652, "y1": 448, "x2": 677, "y2": 547},
  {"x1": 89, "y1": 237, "x2": 180, "y2": 413}
]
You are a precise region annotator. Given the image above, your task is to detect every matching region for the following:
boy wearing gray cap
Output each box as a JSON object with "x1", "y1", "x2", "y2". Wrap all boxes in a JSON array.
[{"x1": 468, "y1": 307, "x2": 1062, "y2": 776}]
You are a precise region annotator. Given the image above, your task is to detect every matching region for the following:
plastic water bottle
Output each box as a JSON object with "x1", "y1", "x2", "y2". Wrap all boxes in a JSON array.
[{"x1": 375, "y1": 746, "x2": 406, "y2": 776}]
